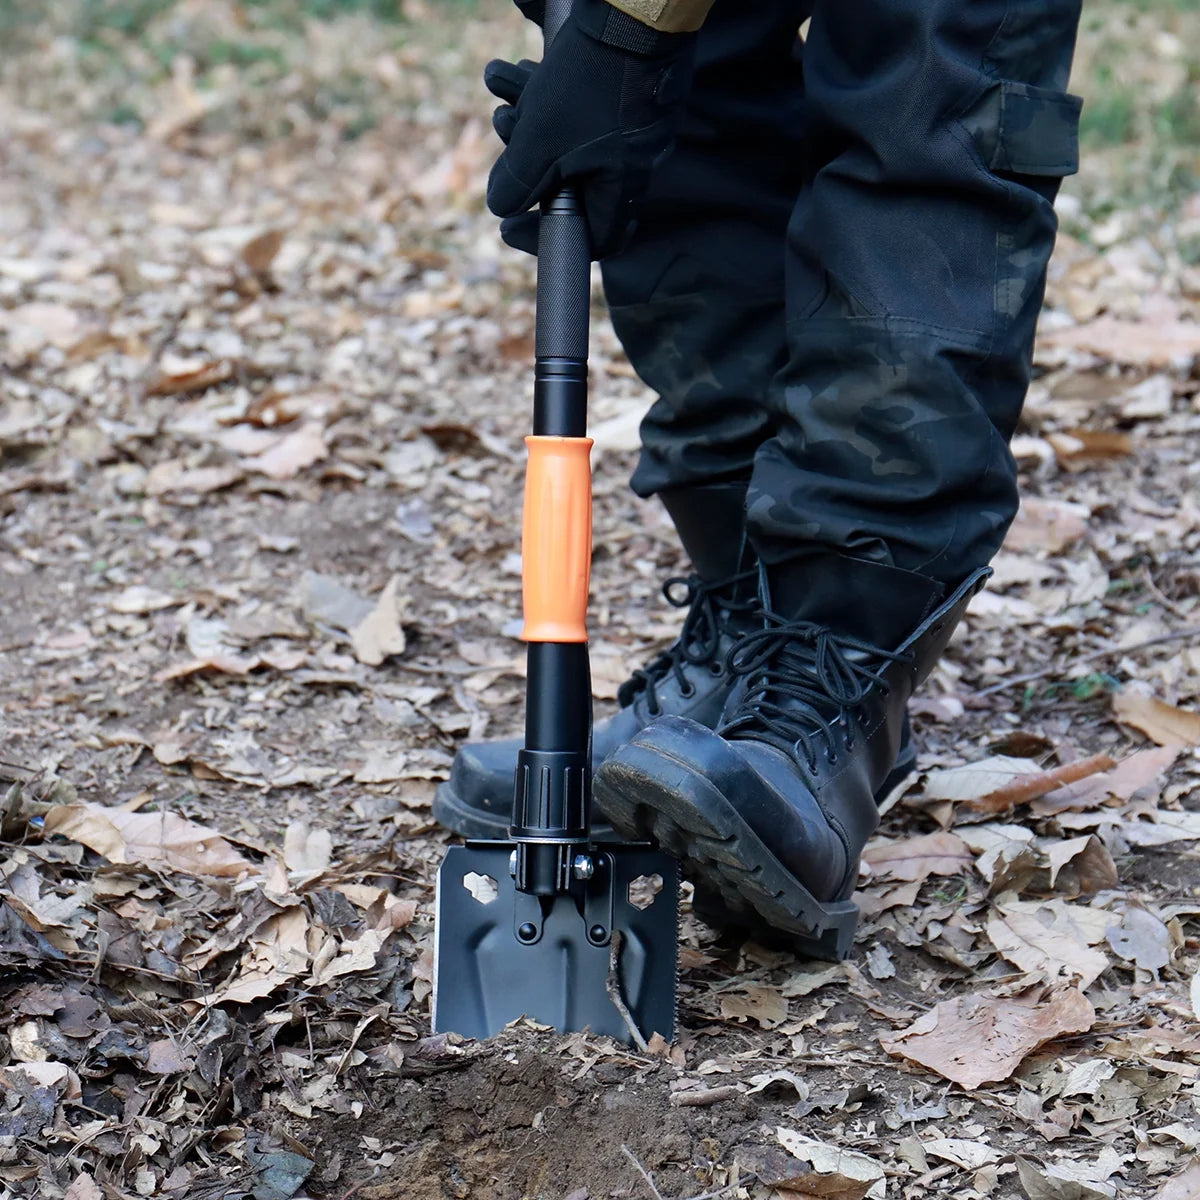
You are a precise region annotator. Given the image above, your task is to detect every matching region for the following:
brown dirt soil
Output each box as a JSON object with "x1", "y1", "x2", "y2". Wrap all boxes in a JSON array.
[{"x1": 313, "y1": 1034, "x2": 751, "y2": 1200}]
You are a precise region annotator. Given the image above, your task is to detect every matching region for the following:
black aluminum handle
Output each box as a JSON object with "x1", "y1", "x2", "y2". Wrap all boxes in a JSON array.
[
  {"x1": 509, "y1": 0, "x2": 595, "y2": 893},
  {"x1": 533, "y1": 0, "x2": 590, "y2": 437}
]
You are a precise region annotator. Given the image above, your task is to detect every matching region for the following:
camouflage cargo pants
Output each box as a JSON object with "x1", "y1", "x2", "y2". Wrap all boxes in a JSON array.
[{"x1": 600, "y1": 0, "x2": 1083, "y2": 586}]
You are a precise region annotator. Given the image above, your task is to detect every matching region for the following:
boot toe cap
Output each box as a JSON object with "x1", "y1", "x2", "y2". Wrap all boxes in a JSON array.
[{"x1": 600, "y1": 716, "x2": 850, "y2": 902}]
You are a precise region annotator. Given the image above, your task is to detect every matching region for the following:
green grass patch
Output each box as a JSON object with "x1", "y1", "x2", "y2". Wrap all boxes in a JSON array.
[{"x1": 1079, "y1": 70, "x2": 1138, "y2": 146}]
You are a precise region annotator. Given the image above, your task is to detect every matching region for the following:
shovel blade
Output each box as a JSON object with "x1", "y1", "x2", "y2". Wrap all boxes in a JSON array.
[{"x1": 433, "y1": 842, "x2": 679, "y2": 1044}]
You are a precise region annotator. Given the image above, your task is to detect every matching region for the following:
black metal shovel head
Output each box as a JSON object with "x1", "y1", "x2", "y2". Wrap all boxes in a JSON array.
[{"x1": 433, "y1": 841, "x2": 679, "y2": 1045}]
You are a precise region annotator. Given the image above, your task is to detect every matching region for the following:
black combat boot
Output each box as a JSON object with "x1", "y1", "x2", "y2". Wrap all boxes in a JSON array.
[
  {"x1": 593, "y1": 554, "x2": 989, "y2": 958},
  {"x1": 433, "y1": 481, "x2": 761, "y2": 838}
]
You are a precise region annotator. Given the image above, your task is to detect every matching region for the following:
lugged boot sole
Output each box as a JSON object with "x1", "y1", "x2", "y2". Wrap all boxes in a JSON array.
[{"x1": 593, "y1": 737, "x2": 913, "y2": 960}]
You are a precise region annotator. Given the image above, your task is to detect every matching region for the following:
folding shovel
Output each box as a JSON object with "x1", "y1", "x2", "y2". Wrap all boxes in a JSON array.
[{"x1": 432, "y1": 0, "x2": 679, "y2": 1047}]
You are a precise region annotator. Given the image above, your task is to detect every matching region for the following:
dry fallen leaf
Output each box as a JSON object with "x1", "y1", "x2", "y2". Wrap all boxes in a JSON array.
[
  {"x1": 243, "y1": 422, "x2": 328, "y2": 480},
  {"x1": 1047, "y1": 429, "x2": 1134, "y2": 471},
  {"x1": 0, "y1": 301, "x2": 85, "y2": 356},
  {"x1": 1042, "y1": 315, "x2": 1200, "y2": 369},
  {"x1": 1016, "y1": 1156, "x2": 1117, "y2": 1200},
  {"x1": 958, "y1": 823, "x2": 1038, "y2": 893},
  {"x1": 967, "y1": 753, "x2": 1115, "y2": 815},
  {"x1": 780, "y1": 963, "x2": 845, "y2": 998},
  {"x1": 283, "y1": 822, "x2": 333, "y2": 881},
  {"x1": 110, "y1": 585, "x2": 184, "y2": 615},
  {"x1": 773, "y1": 1128, "x2": 887, "y2": 1200},
  {"x1": 147, "y1": 359, "x2": 235, "y2": 397},
  {"x1": 1045, "y1": 835, "x2": 1119, "y2": 896},
  {"x1": 719, "y1": 985, "x2": 788, "y2": 1030},
  {"x1": 242, "y1": 228, "x2": 285, "y2": 275},
  {"x1": 922, "y1": 1139, "x2": 1002, "y2": 1170},
  {"x1": 1153, "y1": 1159, "x2": 1200, "y2": 1200},
  {"x1": 1004, "y1": 497, "x2": 1090, "y2": 554},
  {"x1": 144, "y1": 1038, "x2": 195, "y2": 1076},
  {"x1": 921, "y1": 756, "x2": 1044, "y2": 804},
  {"x1": 2, "y1": 1061, "x2": 83, "y2": 1102},
  {"x1": 881, "y1": 988, "x2": 1095, "y2": 1088},
  {"x1": 144, "y1": 460, "x2": 244, "y2": 497},
  {"x1": 1105, "y1": 907, "x2": 1172, "y2": 972},
  {"x1": 861, "y1": 831, "x2": 972, "y2": 884},
  {"x1": 310, "y1": 928, "x2": 391, "y2": 987},
  {"x1": 43, "y1": 803, "x2": 253, "y2": 878},
  {"x1": 207, "y1": 907, "x2": 312, "y2": 1006},
  {"x1": 350, "y1": 575, "x2": 407, "y2": 666},
  {"x1": 1112, "y1": 685, "x2": 1200, "y2": 747},
  {"x1": 986, "y1": 903, "x2": 1110, "y2": 988},
  {"x1": 62, "y1": 1174, "x2": 104, "y2": 1200},
  {"x1": 1032, "y1": 746, "x2": 1180, "y2": 815}
]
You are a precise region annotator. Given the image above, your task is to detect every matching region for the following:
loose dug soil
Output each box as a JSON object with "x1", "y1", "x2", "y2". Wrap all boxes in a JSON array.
[{"x1": 310, "y1": 1032, "x2": 751, "y2": 1200}]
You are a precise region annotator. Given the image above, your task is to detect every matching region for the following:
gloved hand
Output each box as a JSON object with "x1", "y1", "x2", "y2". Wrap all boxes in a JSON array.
[{"x1": 484, "y1": 0, "x2": 695, "y2": 260}]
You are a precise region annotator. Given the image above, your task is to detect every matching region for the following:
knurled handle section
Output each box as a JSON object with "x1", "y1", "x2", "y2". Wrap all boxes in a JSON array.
[
  {"x1": 535, "y1": 196, "x2": 591, "y2": 368},
  {"x1": 521, "y1": 436, "x2": 593, "y2": 642},
  {"x1": 537, "y1": 0, "x2": 590, "y2": 379}
]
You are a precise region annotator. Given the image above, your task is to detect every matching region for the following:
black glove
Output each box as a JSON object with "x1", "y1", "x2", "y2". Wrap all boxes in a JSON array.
[{"x1": 484, "y1": 0, "x2": 695, "y2": 260}]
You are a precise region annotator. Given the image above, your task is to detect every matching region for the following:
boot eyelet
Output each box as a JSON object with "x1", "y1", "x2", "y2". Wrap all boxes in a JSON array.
[
  {"x1": 679, "y1": 682, "x2": 696, "y2": 699},
  {"x1": 709, "y1": 662, "x2": 725, "y2": 677}
]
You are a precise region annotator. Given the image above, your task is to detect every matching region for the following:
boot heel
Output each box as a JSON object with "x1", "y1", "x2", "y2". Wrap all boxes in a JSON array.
[{"x1": 692, "y1": 884, "x2": 859, "y2": 961}]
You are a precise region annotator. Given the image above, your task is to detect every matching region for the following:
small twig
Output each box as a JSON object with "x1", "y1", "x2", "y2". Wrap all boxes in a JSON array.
[
  {"x1": 682, "y1": 1187, "x2": 738, "y2": 1200},
  {"x1": 606, "y1": 930, "x2": 650, "y2": 1053},
  {"x1": 964, "y1": 751, "x2": 1116, "y2": 813},
  {"x1": 621, "y1": 1143, "x2": 665, "y2": 1200},
  {"x1": 670, "y1": 1084, "x2": 743, "y2": 1108},
  {"x1": 970, "y1": 626, "x2": 1200, "y2": 699},
  {"x1": 1141, "y1": 565, "x2": 1189, "y2": 620}
]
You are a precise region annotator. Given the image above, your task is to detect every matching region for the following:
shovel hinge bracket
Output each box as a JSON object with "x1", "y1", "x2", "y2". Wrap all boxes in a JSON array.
[
  {"x1": 508, "y1": 849, "x2": 617, "y2": 946},
  {"x1": 512, "y1": 840, "x2": 573, "y2": 896}
]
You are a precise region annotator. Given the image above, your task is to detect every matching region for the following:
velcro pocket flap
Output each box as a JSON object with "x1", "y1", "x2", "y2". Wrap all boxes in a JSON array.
[{"x1": 964, "y1": 80, "x2": 1083, "y2": 178}]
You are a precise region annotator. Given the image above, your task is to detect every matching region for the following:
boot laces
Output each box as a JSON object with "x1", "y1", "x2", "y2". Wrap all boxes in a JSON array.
[
  {"x1": 617, "y1": 568, "x2": 758, "y2": 717},
  {"x1": 719, "y1": 615, "x2": 912, "y2": 772}
]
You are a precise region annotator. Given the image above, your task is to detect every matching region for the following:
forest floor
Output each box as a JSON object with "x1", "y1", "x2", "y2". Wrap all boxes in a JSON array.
[{"x1": 1, "y1": 2, "x2": 1199, "y2": 1198}]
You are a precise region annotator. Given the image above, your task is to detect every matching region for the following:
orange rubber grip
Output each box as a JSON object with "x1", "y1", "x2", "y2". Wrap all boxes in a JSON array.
[{"x1": 520, "y1": 435, "x2": 593, "y2": 643}]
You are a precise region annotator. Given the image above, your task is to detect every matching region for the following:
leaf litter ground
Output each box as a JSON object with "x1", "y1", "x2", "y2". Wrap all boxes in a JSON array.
[{"x1": 1, "y1": 3, "x2": 1199, "y2": 1198}]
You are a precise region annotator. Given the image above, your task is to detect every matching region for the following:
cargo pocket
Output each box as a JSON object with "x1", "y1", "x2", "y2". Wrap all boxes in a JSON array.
[{"x1": 960, "y1": 80, "x2": 1082, "y2": 179}]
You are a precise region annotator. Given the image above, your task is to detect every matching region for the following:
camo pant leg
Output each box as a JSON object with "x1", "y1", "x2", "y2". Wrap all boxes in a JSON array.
[
  {"x1": 600, "y1": 0, "x2": 812, "y2": 497},
  {"x1": 746, "y1": 0, "x2": 1083, "y2": 586}
]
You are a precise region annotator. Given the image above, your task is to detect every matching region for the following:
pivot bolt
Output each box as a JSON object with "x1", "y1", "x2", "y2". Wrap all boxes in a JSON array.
[{"x1": 572, "y1": 854, "x2": 594, "y2": 881}]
